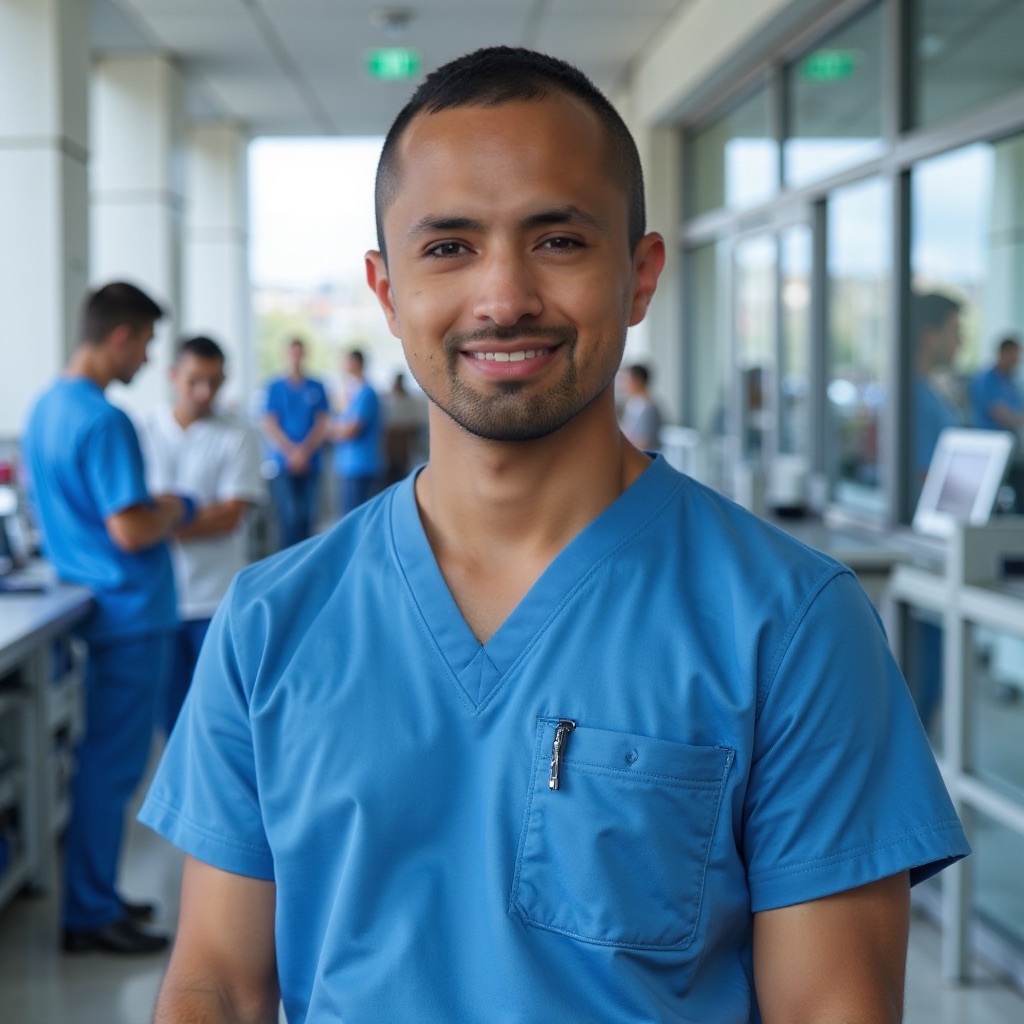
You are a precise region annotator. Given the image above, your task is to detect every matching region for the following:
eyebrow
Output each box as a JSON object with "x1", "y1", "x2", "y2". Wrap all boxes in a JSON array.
[{"x1": 406, "y1": 205, "x2": 606, "y2": 239}]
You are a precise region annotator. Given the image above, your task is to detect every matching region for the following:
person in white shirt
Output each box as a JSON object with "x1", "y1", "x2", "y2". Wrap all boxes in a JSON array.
[{"x1": 138, "y1": 335, "x2": 265, "y2": 734}]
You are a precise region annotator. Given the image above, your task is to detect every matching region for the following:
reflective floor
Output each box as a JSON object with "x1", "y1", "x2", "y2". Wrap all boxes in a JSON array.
[{"x1": 1, "y1": 798, "x2": 1022, "y2": 1023}]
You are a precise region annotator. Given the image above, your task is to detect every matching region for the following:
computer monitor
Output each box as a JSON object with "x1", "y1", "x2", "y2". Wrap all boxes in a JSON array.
[{"x1": 913, "y1": 428, "x2": 1017, "y2": 539}]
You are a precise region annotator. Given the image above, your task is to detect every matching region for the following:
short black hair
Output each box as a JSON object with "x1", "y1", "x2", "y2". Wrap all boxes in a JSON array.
[
  {"x1": 374, "y1": 46, "x2": 646, "y2": 263},
  {"x1": 79, "y1": 282, "x2": 165, "y2": 346},
  {"x1": 347, "y1": 348, "x2": 365, "y2": 369},
  {"x1": 912, "y1": 292, "x2": 962, "y2": 339},
  {"x1": 628, "y1": 363, "x2": 651, "y2": 386},
  {"x1": 175, "y1": 334, "x2": 225, "y2": 364},
  {"x1": 998, "y1": 335, "x2": 1021, "y2": 356}
]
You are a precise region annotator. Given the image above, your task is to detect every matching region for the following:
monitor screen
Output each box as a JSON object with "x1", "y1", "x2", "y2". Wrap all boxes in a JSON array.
[{"x1": 913, "y1": 428, "x2": 1017, "y2": 538}]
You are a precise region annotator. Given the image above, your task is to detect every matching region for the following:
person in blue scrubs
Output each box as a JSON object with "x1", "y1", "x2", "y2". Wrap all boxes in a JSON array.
[
  {"x1": 331, "y1": 348, "x2": 383, "y2": 516},
  {"x1": 143, "y1": 49, "x2": 969, "y2": 1023},
  {"x1": 970, "y1": 335, "x2": 1023, "y2": 433},
  {"x1": 261, "y1": 337, "x2": 330, "y2": 549},
  {"x1": 22, "y1": 282, "x2": 193, "y2": 955}
]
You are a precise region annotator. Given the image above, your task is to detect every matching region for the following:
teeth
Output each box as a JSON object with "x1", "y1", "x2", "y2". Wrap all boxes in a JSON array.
[{"x1": 470, "y1": 349, "x2": 544, "y2": 362}]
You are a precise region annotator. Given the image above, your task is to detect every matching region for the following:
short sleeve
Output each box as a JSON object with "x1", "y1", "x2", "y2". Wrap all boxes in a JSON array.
[
  {"x1": 217, "y1": 424, "x2": 266, "y2": 504},
  {"x1": 312, "y1": 380, "x2": 329, "y2": 414},
  {"x1": 86, "y1": 411, "x2": 151, "y2": 518},
  {"x1": 264, "y1": 380, "x2": 283, "y2": 419},
  {"x1": 743, "y1": 570, "x2": 969, "y2": 912},
  {"x1": 138, "y1": 583, "x2": 274, "y2": 879}
]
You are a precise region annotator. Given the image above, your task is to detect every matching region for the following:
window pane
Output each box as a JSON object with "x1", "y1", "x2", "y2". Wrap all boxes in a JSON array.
[
  {"x1": 968, "y1": 625, "x2": 1024, "y2": 803},
  {"x1": 688, "y1": 87, "x2": 777, "y2": 217},
  {"x1": 912, "y1": 0, "x2": 1024, "y2": 129},
  {"x1": 972, "y1": 811, "x2": 1024, "y2": 952},
  {"x1": 734, "y1": 235, "x2": 776, "y2": 461},
  {"x1": 784, "y1": 2, "x2": 884, "y2": 188},
  {"x1": 780, "y1": 225, "x2": 812, "y2": 458},
  {"x1": 688, "y1": 241, "x2": 731, "y2": 490},
  {"x1": 910, "y1": 135, "x2": 1024, "y2": 511},
  {"x1": 826, "y1": 177, "x2": 891, "y2": 519}
]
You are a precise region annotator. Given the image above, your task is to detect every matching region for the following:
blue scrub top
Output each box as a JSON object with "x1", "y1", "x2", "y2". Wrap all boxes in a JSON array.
[
  {"x1": 970, "y1": 365, "x2": 1022, "y2": 430},
  {"x1": 913, "y1": 374, "x2": 960, "y2": 483},
  {"x1": 22, "y1": 377, "x2": 177, "y2": 642},
  {"x1": 264, "y1": 375, "x2": 329, "y2": 472},
  {"x1": 332, "y1": 381, "x2": 382, "y2": 478},
  {"x1": 141, "y1": 456, "x2": 968, "y2": 1023}
]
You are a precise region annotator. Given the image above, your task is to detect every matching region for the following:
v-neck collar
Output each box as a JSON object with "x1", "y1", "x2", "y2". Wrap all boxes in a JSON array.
[{"x1": 387, "y1": 455, "x2": 681, "y2": 711}]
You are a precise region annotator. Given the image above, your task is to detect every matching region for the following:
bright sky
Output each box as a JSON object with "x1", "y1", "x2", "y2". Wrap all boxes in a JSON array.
[{"x1": 249, "y1": 137, "x2": 384, "y2": 288}]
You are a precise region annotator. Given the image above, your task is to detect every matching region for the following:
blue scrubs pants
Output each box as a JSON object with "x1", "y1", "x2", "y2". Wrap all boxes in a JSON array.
[
  {"x1": 271, "y1": 470, "x2": 320, "y2": 549},
  {"x1": 62, "y1": 632, "x2": 171, "y2": 930},
  {"x1": 163, "y1": 617, "x2": 211, "y2": 737},
  {"x1": 336, "y1": 474, "x2": 379, "y2": 518}
]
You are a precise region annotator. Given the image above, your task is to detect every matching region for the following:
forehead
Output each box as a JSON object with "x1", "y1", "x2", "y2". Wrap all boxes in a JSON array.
[
  {"x1": 385, "y1": 95, "x2": 622, "y2": 235},
  {"x1": 177, "y1": 353, "x2": 224, "y2": 376}
]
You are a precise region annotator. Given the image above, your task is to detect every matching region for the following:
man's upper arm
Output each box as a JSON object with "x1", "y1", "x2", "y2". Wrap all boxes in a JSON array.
[
  {"x1": 753, "y1": 871, "x2": 909, "y2": 1024},
  {"x1": 155, "y1": 856, "x2": 279, "y2": 1024}
]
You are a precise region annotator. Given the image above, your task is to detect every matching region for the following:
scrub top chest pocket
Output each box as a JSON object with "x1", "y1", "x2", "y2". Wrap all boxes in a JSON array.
[{"x1": 511, "y1": 718, "x2": 735, "y2": 950}]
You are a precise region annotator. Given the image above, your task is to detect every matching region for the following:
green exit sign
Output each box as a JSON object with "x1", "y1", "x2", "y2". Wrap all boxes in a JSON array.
[
  {"x1": 801, "y1": 49, "x2": 858, "y2": 82},
  {"x1": 366, "y1": 48, "x2": 421, "y2": 80}
]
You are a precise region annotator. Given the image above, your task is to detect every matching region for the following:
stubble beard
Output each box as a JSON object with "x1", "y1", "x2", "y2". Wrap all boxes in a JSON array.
[{"x1": 412, "y1": 324, "x2": 615, "y2": 443}]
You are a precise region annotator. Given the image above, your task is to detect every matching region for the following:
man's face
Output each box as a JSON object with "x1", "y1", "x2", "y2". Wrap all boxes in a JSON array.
[
  {"x1": 931, "y1": 312, "x2": 962, "y2": 368},
  {"x1": 171, "y1": 352, "x2": 225, "y2": 419},
  {"x1": 113, "y1": 321, "x2": 154, "y2": 384},
  {"x1": 998, "y1": 344, "x2": 1020, "y2": 375},
  {"x1": 287, "y1": 341, "x2": 305, "y2": 374},
  {"x1": 366, "y1": 94, "x2": 663, "y2": 443}
]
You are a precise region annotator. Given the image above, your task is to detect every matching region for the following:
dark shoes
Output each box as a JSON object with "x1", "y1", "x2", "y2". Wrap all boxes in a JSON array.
[
  {"x1": 62, "y1": 915, "x2": 170, "y2": 955},
  {"x1": 120, "y1": 897, "x2": 156, "y2": 923}
]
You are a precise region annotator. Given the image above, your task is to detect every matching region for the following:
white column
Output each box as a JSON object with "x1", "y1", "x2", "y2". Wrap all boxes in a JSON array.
[
  {"x1": 0, "y1": 0, "x2": 89, "y2": 440},
  {"x1": 184, "y1": 123, "x2": 252, "y2": 413},
  {"x1": 91, "y1": 54, "x2": 186, "y2": 416}
]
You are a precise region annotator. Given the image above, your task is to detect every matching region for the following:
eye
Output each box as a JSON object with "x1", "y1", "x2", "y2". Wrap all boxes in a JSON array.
[
  {"x1": 539, "y1": 235, "x2": 584, "y2": 252},
  {"x1": 425, "y1": 240, "x2": 470, "y2": 258}
]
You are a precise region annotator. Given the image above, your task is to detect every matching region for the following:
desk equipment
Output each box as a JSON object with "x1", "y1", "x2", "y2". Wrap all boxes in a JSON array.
[{"x1": 913, "y1": 428, "x2": 1016, "y2": 539}]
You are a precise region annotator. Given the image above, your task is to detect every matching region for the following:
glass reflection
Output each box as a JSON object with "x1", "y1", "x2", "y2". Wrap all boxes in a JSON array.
[
  {"x1": 972, "y1": 811, "x2": 1024, "y2": 951},
  {"x1": 911, "y1": 137, "x2": 1024, "y2": 513},
  {"x1": 784, "y1": 2, "x2": 884, "y2": 187},
  {"x1": 689, "y1": 86, "x2": 777, "y2": 217},
  {"x1": 911, "y1": 0, "x2": 1024, "y2": 129},
  {"x1": 689, "y1": 242, "x2": 731, "y2": 491},
  {"x1": 780, "y1": 226, "x2": 812, "y2": 459},
  {"x1": 969, "y1": 625, "x2": 1024, "y2": 802},
  {"x1": 826, "y1": 177, "x2": 891, "y2": 518},
  {"x1": 734, "y1": 235, "x2": 776, "y2": 461}
]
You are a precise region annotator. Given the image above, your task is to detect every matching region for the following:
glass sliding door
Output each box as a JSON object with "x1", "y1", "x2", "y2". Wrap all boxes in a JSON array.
[{"x1": 826, "y1": 177, "x2": 891, "y2": 519}]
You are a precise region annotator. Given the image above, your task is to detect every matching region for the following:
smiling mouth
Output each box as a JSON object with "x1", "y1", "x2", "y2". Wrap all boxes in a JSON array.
[{"x1": 468, "y1": 348, "x2": 552, "y2": 363}]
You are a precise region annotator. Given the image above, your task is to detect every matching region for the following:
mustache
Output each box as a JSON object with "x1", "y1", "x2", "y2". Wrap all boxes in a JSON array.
[{"x1": 444, "y1": 324, "x2": 576, "y2": 352}]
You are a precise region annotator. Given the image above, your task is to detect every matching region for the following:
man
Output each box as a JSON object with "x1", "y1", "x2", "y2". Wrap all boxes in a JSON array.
[
  {"x1": 618, "y1": 362, "x2": 662, "y2": 450},
  {"x1": 330, "y1": 348, "x2": 383, "y2": 515},
  {"x1": 261, "y1": 337, "x2": 330, "y2": 548},
  {"x1": 137, "y1": 335, "x2": 264, "y2": 735},
  {"x1": 142, "y1": 49, "x2": 968, "y2": 1022},
  {"x1": 970, "y1": 335, "x2": 1023, "y2": 433},
  {"x1": 912, "y1": 292, "x2": 964, "y2": 495},
  {"x1": 22, "y1": 282, "x2": 190, "y2": 955}
]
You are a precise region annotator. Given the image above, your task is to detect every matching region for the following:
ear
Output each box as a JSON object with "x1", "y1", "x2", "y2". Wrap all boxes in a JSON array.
[
  {"x1": 106, "y1": 322, "x2": 134, "y2": 352},
  {"x1": 365, "y1": 251, "x2": 401, "y2": 339},
  {"x1": 628, "y1": 232, "x2": 666, "y2": 327}
]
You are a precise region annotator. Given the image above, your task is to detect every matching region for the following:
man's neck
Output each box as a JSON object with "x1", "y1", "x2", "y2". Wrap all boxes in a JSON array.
[
  {"x1": 65, "y1": 346, "x2": 112, "y2": 390},
  {"x1": 414, "y1": 394, "x2": 648, "y2": 642},
  {"x1": 172, "y1": 405, "x2": 204, "y2": 430}
]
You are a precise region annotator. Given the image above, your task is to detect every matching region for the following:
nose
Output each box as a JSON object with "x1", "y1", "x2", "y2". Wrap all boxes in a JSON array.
[{"x1": 471, "y1": 246, "x2": 543, "y2": 326}]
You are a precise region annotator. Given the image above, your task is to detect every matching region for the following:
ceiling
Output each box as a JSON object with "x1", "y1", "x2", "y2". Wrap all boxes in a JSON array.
[{"x1": 90, "y1": 0, "x2": 689, "y2": 138}]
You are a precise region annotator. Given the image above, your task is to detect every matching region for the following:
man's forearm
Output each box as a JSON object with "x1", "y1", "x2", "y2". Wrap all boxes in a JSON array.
[
  {"x1": 175, "y1": 500, "x2": 250, "y2": 541},
  {"x1": 153, "y1": 977, "x2": 279, "y2": 1024}
]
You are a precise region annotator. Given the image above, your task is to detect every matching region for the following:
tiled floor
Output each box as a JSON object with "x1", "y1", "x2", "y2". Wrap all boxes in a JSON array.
[{"x1": 1, "y1": 799, "x2": 1022, "y2": 1023}]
